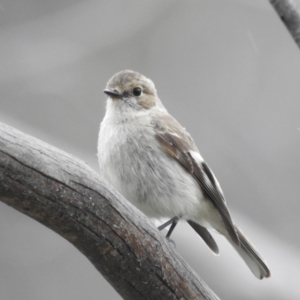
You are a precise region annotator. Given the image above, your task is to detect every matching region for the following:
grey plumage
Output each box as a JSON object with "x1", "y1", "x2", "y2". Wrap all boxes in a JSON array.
[{"x1": 98, "y1": 70, "x2": 271, "y2": 279}]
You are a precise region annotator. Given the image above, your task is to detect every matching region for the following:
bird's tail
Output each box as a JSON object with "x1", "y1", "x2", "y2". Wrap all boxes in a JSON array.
[{"x1": 229, "y1": 226, "x2": 271, "y2": 279}]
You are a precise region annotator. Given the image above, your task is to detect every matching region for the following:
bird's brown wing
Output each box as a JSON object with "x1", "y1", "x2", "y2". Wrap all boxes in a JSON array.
[{"x1": 153, "y1": 115, "x2": 239, "y2": 245}]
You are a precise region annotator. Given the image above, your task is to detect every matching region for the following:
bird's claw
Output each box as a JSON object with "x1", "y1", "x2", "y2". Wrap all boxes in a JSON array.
[{"x1": 166, "y1": 237, "x2": 176, "y2": 248}]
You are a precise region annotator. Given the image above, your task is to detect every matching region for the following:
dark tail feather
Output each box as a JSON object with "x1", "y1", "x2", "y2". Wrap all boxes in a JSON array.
[{"x1": 187, "y1": 220, "x2": 219, "y2": 255}]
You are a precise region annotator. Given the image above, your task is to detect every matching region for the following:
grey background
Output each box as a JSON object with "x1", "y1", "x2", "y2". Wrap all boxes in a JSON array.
[{"x1": 1, "y1": 0, "x2": 300, "y2": 299}]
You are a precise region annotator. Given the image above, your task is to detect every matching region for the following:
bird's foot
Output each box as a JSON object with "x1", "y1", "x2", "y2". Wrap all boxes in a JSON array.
[{"x1": 166, "y1": 237, "x2": 176, "y2": 248}]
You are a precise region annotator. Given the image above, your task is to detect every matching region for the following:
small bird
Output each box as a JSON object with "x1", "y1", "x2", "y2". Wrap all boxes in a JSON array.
[{"x1": 98, "y1": 70, "x2": 270, "y2": 279}]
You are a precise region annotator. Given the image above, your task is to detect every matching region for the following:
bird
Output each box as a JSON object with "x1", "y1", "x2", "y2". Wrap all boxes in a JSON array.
[{"x1": 97, "y1": 70, "x2": 271, "y2": 279}]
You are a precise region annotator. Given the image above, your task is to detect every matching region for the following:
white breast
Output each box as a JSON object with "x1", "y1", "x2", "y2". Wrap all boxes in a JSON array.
[{"x1": 97, "y1": 104, "x2": 216, "y2": 225}]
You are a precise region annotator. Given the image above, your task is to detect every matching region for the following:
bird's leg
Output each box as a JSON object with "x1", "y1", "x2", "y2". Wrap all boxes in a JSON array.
[
  {"x1": 158, "y1": 216, "x2": 180, "y2": 238},
  {"x1": 166, "y1": 218, "x2": 179, "y2": 238},
  {"x1": 158, "y1": 216, "x2": 178, "y2": 231}
]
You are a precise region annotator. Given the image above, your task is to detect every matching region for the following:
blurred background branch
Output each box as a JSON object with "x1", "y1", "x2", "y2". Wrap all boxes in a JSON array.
[
  {"x1": 0, "y1": 122, "x2": 219, "y2": 300},
  {"x1": 269, "y1": 0, "x2": 300, "y2": 47}
]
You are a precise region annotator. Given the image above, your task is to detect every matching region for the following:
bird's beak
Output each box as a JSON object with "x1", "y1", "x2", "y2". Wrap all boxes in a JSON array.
[{"x1": 103, "y1": 89, "x2": 122, "y2": 99}]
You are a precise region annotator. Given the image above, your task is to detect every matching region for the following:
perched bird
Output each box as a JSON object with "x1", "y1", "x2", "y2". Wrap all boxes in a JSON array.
[{"x1": 98, "y1": 70, "x2": 270, "y2": 279}]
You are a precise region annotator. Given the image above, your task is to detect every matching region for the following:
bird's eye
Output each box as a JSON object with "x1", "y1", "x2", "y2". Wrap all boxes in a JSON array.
[{"x1": 133, "y1": 87, "x2": 142, "y2": 96}]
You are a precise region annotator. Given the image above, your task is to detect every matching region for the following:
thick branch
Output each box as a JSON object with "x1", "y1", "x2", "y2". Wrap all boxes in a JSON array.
[
  {"x1": 269, "y1": 0, "x2": 300, "y2": 48},
  {"x1": 0, "y1": 122, "x2": 219, "y2": 300}
]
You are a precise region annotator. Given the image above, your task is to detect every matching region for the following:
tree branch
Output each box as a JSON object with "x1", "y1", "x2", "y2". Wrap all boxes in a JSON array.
[
  {"x1": 0, "y1": 122, "x2": 219, "y2": 300},
  {"x1": 269, "y1": 0, "x2": 300, "y2": 48}
]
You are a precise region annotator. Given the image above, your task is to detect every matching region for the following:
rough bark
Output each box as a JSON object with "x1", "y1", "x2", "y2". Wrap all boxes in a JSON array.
[
  {"x1": 269, "y1": 0, "x2": 300, "y2": 48},
  {"x1": 0, "y1": 122, "x2": 219, "y2": 300}
]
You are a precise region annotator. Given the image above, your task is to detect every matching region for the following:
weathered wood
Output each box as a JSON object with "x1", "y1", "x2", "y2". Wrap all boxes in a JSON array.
[
  {"x1": 0, "y1": 122, "x2": 219, "y2": 300},
  {"x1": 269, "y1": 0, "x2": 300, "y2": 48}
]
